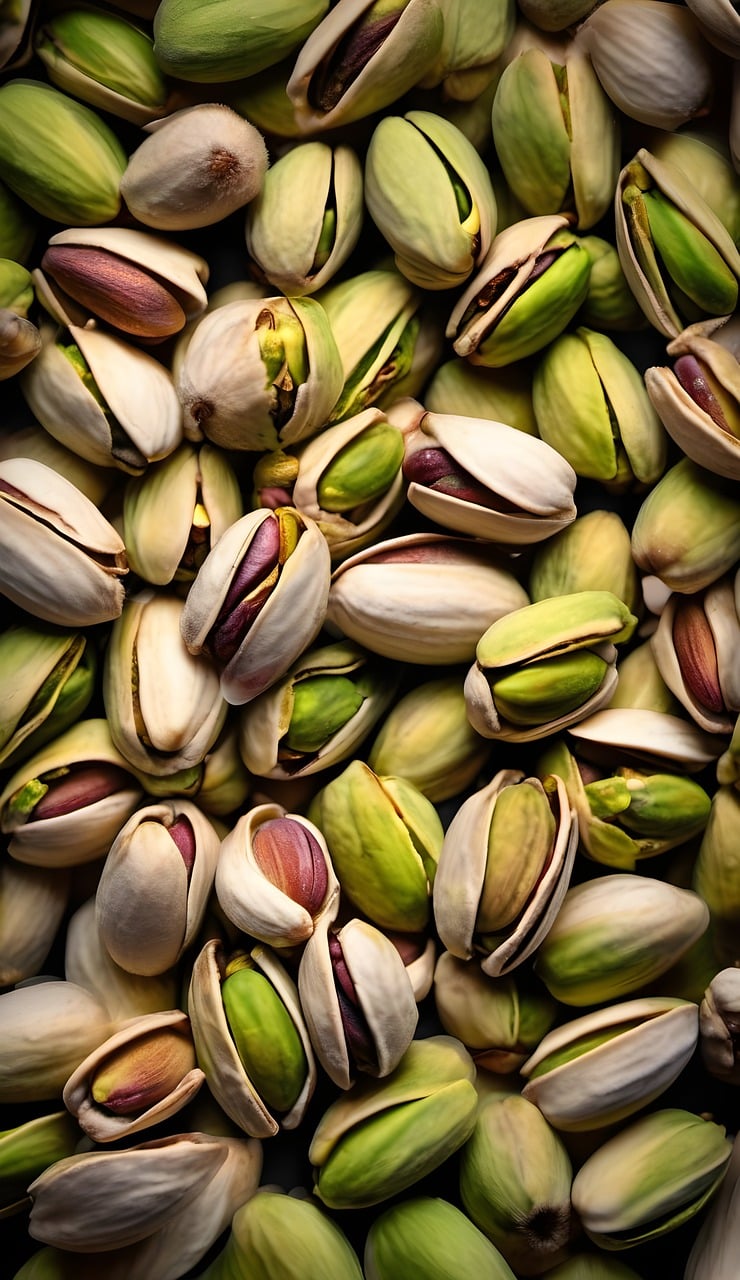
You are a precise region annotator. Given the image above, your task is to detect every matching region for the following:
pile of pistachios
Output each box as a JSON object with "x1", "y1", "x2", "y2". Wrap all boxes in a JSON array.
[{"x1": 0, "y1": 0, "x2": 739, "y2": 1276}]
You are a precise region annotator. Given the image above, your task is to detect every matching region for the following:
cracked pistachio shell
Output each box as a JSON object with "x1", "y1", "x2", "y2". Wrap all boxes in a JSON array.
[
  {"x1": 647, "y1": 130, "x2": 740, "y2": 244},
  {"x1": 188, "y1": 938, "x2": 316, "y2": 1138},
  {"x1": 0, "y1": 456, "x2": 128, "y2": 626},
  {"x1": 631, "y1": 458, "x2": 740, "y2": 593},
  {"x1": 27, "y1": 1130, "x2": 262, "y2": 1257},
  {"x1": 326, "y1": 531, "x2": 529, "y2": 665},
  {"x1": 614, "y1": 148, "x2": 740, "y2": 339},
  {"x1": 577, "y1": 0, "x2": 714, "y2": 130},
  {"x1": 238, "y1": 640, "x2": 399, "y2": 780},
  {"x1": 95, "y1": 798, "x2": 221, "y2": 976},
  {"x1": 402, "y1": 406, "x2": 576, "y2": 543},
  {"x1": 700, "y1": 968, "x2": 740, "y2": 1084},
  {"x1": 286, "y1": 0, "x2": 445, "y2": 134},
  {"x1": 308, "y1": 759, "x2": 442, "y2": 933},
  {"x1": 181, "y1": 507, "x2": 331, "y2": 705},
  {"x1": 153, "y1": 0, "x2": 328, "y2": 82},
  {"x1": 447, "y1": 215, "x2": 591, "y2": 367},
  {"x1": 433, "y1": 951, "x2": 556, "y2": 1073},
  {"x1": 298, "y1": 913, "x2": 419, "y2": 1090},
  {"x1": 465, "y1": 591, "x2": 636, "y2": 742},
  {"x1": 0, "y1": 1111, "x2": 79, "y2": 1218},
  {"x1": 532, "y1": 327, "x2": 666, "y2": 487},
  {"x1": 534, "y1": 874, "x2": 710, "y2": 1006},
  {"x1": 200, "y1": 1190, "x2": 364, "y2": 1280},
  {"x1": 521, "y1": 996, "x2": 698, "y2": 1131},
  {"x1": 289, "y1": 408, "x2": 406, "y2": 560},
  {"x1": 529, "y1": 511, "x2": 639, "y2": 613},
  {"x1": 686, "y1": 0, "x2": 740, "y2": 56},
  {"x1": 104, "y1": 591, "x2": 227, "y2": 778},
  {"x1": 364, "y1": 109, "x2": 497, "y2": 290},
  {"x1": 433, "y1": 770, "x2": 577, "y2": 976},
  {"x1": 177, "y1": 295, "x2": 343, "y2": 452},
  {"x1": 123, "y1": 441, "x2": 243, "y2": 587},
  {"x1": 246, "y1": 141, "x2": 363, "y2": 296},
  {"x1": 0, "y1": 859, "x2": 69, "y2": 986},
  {"x1": 21, "y1": 321, "x2": 183, "y2": 475},
  {"x1": 491, "y1": 40, "x2": 619, "y2": 230},
  {"x1": 645, "y1": 320, "x2": 740, "y2": 481},
  {"x1": 0, "y1": 718, "x2": 143, "y2": 867},
  {"x1": 0, "y1": 307, "x2": 40, "y2": 379},
  {"x1": 215, "y1": 803, "x2": 339, "y2": 946},
  {"x1": 685, "y1": 1132, "x2": 740, "y2": 1280},
  {"x1": 65, "y1": 896, "x2": 180, "y2": 1024},
  {"x1": 458, "y1": 1093, "x2": 573, "y2": 1275},
  {"x1": 62, "y1": 1009, "x2": 204, "y2": 1143},
  {"x1": 309, "y1": 1034, "x2": 478, "y2": 1209},
  {"x1": 566, "y1": 706, "x2": 728, "y2": 774},
  {"x1": 364, "y1": 1195, "x2": 517, "y2": 1280},
  {"x1": 571, "y1": 1108, "x2": 731, "y2": 1250},
  {"x1": 0, "y1": 979, "x2": 112, "y2": 1103},
  {"x1": 651, "y1": 577, "x2": 740, "y2": 735},
  {"x1": 0, "y1": 624, "x2": 94, "y2": 768}
]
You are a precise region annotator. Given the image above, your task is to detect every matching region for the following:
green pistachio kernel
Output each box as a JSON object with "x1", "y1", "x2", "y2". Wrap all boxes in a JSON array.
[
  {"x1": 221, "y1": 962, "x2": 307, "y2": 1114},
  {"x1": 285, "y1": 674, "x2": 365, "y2": 752},
  {"x1": 492, "y1": 650, "x2": 608, "y2": 726}
]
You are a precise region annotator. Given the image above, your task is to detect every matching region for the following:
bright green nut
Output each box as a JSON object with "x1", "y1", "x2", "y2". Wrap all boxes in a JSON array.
[
  {"x1": 600, "y1": 772, "x2": 712, "y2": 839},
  {"x1": 0, "y1": 626, "x2": 96, "y2": 768},
  {"x1": 365, "y1": 1196, "x2": 517, "y2": 1280},
  {"x1": 642, "y1": 188, "x2": 739, "y2": 318},
  {"x1": 34, "y1": 9, "x2": 168, "y2": 112},
  {"x1": 0, "y1": 1113, "x2": 79, "y2": 1215},
  {"x1": 316, "y1": 422, "x2": 404, "y2": 512},
  {"x1": 0, "y1": 80, "x2": 126, "y2": 224},
  {"x1": 257, "y1": 308, "x2": 308, "y2": 394},
  {"x1": 491, "y1": 650, "x2": 610, "y2": 727},
  {"x1": 221, "y1": 961, "x2": 307, "y2": 1114},
  {"x1": 0, "y1": 259, "x2": 33, "y2": 316},
  {"x1": 153, "y1": 0, "x2": 328, "y2": 82},
  {"x1": 285, "y1": 674, "x2": 365, "y2": 753},
  {"x1": 477, "y1": 780, "x2": 556, "y2": 932},
  {"x1": 200, "y1": 1190, "x2": 364, "y2": 1280}
]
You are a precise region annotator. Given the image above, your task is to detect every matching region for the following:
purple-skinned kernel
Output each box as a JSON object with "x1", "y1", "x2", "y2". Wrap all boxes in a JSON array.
[
  {"x1": 252, "y1": 816, "x2": 328, "y2": 916},
  {"x1": 328, "y1": 933, "x2": 376, "y2": 1070},
  {"x1": 31, "y1": 763, "x2": 135, "y2": 821},
  {"x1": 208, "y1": 515, "x2": 281, "y2": 663},
  {"x1": 403, "y1": 446, "x2": 522, "y2": 512},
  {"x1": 674, "y1": 354, "x2": 740, "y2": 439},
  {"x1": 168, "y1": 814, "x2": 196, "y2": 878},
  {"x1": 672, "y1": 596, "x2": 724, "y2": 714}
]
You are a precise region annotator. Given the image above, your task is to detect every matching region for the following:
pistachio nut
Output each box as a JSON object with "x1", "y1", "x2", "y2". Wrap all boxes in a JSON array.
[
  {"x1": 433, "y1": 770, "x2": 577, "y2": 975},
  {"x1": 401, "y1": 403, "x2": 577, "y2": 543},
  {"x1": 521, "y1": 995, "x2": 699, "y2": 1131},
  {"x1": 607, "y1": 639, "x2": 680, "y2": 713},
  {"x1": 188, "y1": 938, "x2": 316, "y2": 1138},
  {"x1": 0, "y1": 306, "x2": 40, "y2": 379},
  {"x1": 534, "y1": 873, "x2": 710, "y2": 1006},
  {"x1": 538, "y1": 736, "x2": 712, "y2": 870},
  {"x1": 177, "y1": 295, "x2": 343, "y2": 452},
  {"x1": 367, "y1": 673, "x2": 491, "y2": 803},
  {"x1": 458, "y1": 1093, "x2": 573, "y2": 1275},
  {"x1": 309, "y1": 1034, "x2": 478, "y2": 1209},
  {"x1": 517, "y1": 0, "x2": 598, "y2": 31},
  {"x1": 63, "y1": 1009, "x2": 203, "y2": 1143},
  {"x1": 0, "y1": 1112, "x2": 79, "y2": 1219},
  {"x1": 465, "y1": 590, "x2": 637, "y2": 742},
  {"x1": 644, "y1": 319, "x2": 740, "y2": 481},
  {"x1": 153, "y1": 0, "x2": 328, "y2": 82},
  {"x1": 0, "y1": 979, "x2": 111, "y2": 1102},
  {"x1": 286, "y1": 0, "x2": 445, "y2": 134},
  {"x1": 529, "y1": 511, "x2": 639, "y2": 614},
  {"x1": 199, "y1": 1189, "x2": 364, "y2": 1280},
  {"x1": 0, "y1": 0, "x2": 32, "y2": 73},
  {"x1": 631, "y1": 457, "x2": 740, "y2": 593},
  {"x1": 387, "y1": 931, "x2": 437, "y2": 1002},
  {"x1": 566, "y1": 707, "x2": 728, "y2": 777},
  {"x1": 0, "y1": 177, "x2": 36, "y2": 262},
  {"x1": 532, "y1": 326, "x2": 666, "y2": 488},
  {"x1": 447, "y1": 214, "x2": 592, "y2": 367},
  {"x1": 123, "y1": 442, "x2": 243, "y2": 587},
  {"x1": 365, "y1": 109, "x2": 497, "y2": 289},
  {"x1": 424, "y1": 357, "x2": 538, "y2": 434},
  {"x1": 95, "y1": 798, "x2": 221, "y2": 976},
  {"x1": 648, "y1": 129, "x2": 740, "y2": 242},
  {"x1": 433, "y1": 950, "x2": 556, "y2": 1073},
  {"x1": 577, "y1": 0, "x2": 714, "y2": 130},
  {"x1": 0, "y1": 257, "x2": 33, "y2": 315},
  {"x1": 0, "y1": 623, "x2": 95, "y2": 768},
  {"x1": 20, "y1": 321, "x2": 183, "y2": 474},
  {"x1": 0, "y1": 78, "x2": 126, "y2": 224},
  {"x1": 693, "y1": 785, "x2": 740, "y2": 965},
  {"x1": 65, "y1": 896, "x2": 180, "y2": 1024},
  {"x1": 246, "y1": 141, "x2": 363, "y2": 296},
  {"x1": 577, "y1": 233, "x2": 647, "y2": 331},
  {"x1": 491, "y1": 37, "x2": 619, "y2": 230},
  {"x1": 364, "y1": 1195, "x2": 517, "y2": 1280},
  {"x1": 571, "y1": 1108, "x2": 732, "y2": 1249},
  {"x1": 27, "y1": 1131, "x2": 262, "y2": 1266},
  {"x1": 0, "y1": 420, "x2": 115, "y2": 509},
  {"x1": 215, "y1": 803, "x2": 339, "y2": 947},
  {"x1": 418, "y1": 0, "x2": 515, "y2": 97},
  {"x1": 180, "y1": 506, "x2": 331, "y2": 705},
  {"x1": 0, "y1": 858, "x2": 69, "y2": 986},
  {"x1": 103, "y1": 591, "x2": 227, "y2": 778},
  {"x1": 34, "y1": 8, "x2": 169, "y2": 126},
  {"x1": 699, "y1": 968, "x2": 740, "y2": 1084},
  {"x1": 308, "y1": 759, "x2": 443, "y2": 932},
  {"x1": 0, "y1": 456, "x2": 128, "y2": 626},
  {"x1": 684, "y1": 1132, "x2": 740, "y2": 1280},
  {"x1": 238, "y1": 640, "x2": 399, "y2": 780},
  {"x1": 685, "y1": 0, "x2": 740, "y2": 57},
  {"x1": 298, "y1": 913, "x2": 419, "y2": 1089},
  {"x1": 0, "y1": 718, "x2": 143, "y2": 867},
  {"x1": 38, "y1": 225, "x2": 209, "y2": 340},
  {"x1": 650, "y1": 576, "x2": 740, "y2": 735},
  {"x1": 615, "y1": 148, "x2": 740, "y2": 338},
  {"x1": 326, "y1": 531, "x2": 529, "y2": 665},
  {"x1": 283, "y1": 407, "x2": 407, "y2": 560}
]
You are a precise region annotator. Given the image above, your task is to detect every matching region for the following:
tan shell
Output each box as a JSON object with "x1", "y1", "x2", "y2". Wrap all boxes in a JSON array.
[
  {"x1": 645, "y1": 323, "x2": 740, "y2": 481},
  {"x1": 566, "y1": 707, "x2": 729, "y2": 772}
]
